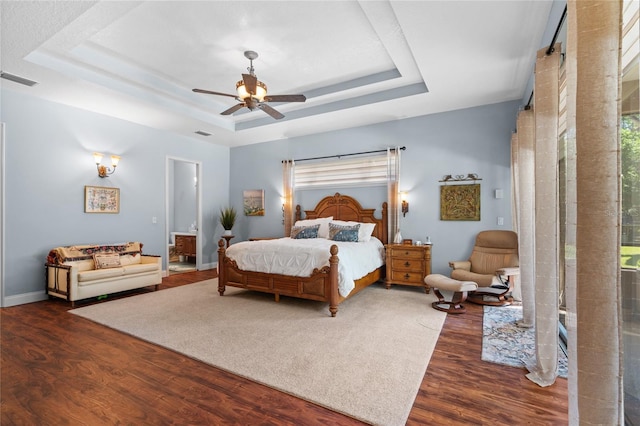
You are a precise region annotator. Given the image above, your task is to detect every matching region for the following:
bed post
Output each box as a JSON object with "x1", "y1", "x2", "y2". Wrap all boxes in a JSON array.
[
  {"x1": 328, "y1": 245, "x2": 339, "y2": 317},
  {"x1": 381, "y1": 201, "x2": 389, "y2": 244},
  {"x1": 217, "y1": 239, "x2": 226, "y2": 296}
]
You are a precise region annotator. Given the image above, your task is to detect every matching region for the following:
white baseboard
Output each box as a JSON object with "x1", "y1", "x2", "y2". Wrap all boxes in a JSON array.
[{"x1": 3, "y1": 290, "x2": 48, "y2": 307}]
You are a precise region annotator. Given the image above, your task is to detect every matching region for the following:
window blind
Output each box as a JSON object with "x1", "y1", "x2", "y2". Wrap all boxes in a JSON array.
[{"x1": 295, "y1": 154, "x2": 393, "y2": 189}]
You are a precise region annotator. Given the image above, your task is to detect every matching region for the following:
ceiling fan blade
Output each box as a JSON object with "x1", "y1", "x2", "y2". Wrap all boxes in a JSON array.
[
  {"x1": 242, "y1": 73, "x2": 257, "y2": 96},
  {"x1": 264, "y1": 94, "x2": 306, "y2": 103},
  {"x1": 258, "y1": 103, "x2": 285, "y2": 120},
  {"x1": 193, "y1": 88, "x2": 237, "y2": 98},
  {"x1": 221, "y1": 103, "x2": 245, "y2": 115}
]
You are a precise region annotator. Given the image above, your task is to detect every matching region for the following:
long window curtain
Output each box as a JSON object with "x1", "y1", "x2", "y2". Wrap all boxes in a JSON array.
[
  {"x1": 571, "y1": 0, "x2": 624, "y2": 422},
  {"x1": 510, "y1": 131, "x2": 521, "y2": 302},
  {"x1": 515, "y1": 109, "x2": 536, "y2": 328},
  {"x1": 526, "y1": 44, "x2": 562, "y2": 387},
  {"x1": 387, "y1": 147, "x2": 401, "y2": 242},
  {"x1": 282, "y1": 160, "x2": 295, "y2": 237},
  {"x1": 511, "y1": 132, "x2": 520, "y2": 236},
  {"x1": 564, "y1": 1, "x2": 579, "y2": 419}
]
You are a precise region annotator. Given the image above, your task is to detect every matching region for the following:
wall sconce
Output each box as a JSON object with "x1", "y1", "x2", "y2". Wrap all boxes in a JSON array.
[
  {"x1": 401, "y1": 191, "x2": 409, "y2": 217},
  {"x1": 93, "y1": 152, "x2": 120, "y2": 178}
]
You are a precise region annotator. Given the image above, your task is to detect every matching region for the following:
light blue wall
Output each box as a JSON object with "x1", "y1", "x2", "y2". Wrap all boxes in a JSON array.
[
  {"x1": 0, "y1": 87, "x2": 517, "y2": 302},
  {"x1": 1, "y1": 89, "x2": 230, "y2": 303},
  {"x1": 230, "y1": 100, "x2": 519, "y2": 275}
]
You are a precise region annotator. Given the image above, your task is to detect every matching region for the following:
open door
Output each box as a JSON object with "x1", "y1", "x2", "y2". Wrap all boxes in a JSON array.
[{"x1": 166, "y1": 157, "x2": 202, "y2": 274}]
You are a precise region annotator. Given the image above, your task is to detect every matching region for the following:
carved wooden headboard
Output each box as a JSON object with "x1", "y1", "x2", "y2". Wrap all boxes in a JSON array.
[{"x1": 294, "y1": 193, "x2": 388, "y2": 244}]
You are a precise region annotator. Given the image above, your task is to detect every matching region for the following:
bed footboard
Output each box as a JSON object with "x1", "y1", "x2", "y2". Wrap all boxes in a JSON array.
[{"x1": 217, "y1": 239, "x2": 341, "y2": 316}]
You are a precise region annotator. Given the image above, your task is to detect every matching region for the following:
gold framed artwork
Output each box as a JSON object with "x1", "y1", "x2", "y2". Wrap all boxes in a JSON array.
[
  {"x1": 84, "y1": 185, "x2": 120, "y2": 214},
  {"x1": 440, "y1": 184, "x2": 480, "y2": 221},
  {"x1": 243, "y1": 189, "x2": 265, "y2": 216}
]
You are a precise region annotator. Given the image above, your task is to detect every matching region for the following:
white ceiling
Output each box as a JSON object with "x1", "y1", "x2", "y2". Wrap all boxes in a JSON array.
[{"x1": 1, "y1": 1, "x2": 554, "y2": 147}]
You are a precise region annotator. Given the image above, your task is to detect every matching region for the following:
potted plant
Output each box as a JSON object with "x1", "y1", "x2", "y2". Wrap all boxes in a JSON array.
[{"x1": 219, "y1": 206, "x2": 237, "y2": 235}]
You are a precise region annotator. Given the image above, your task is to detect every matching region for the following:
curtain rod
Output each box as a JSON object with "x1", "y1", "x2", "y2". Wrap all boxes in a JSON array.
[
  {"x1": 525, "y1": 4, "x2": 567, "y2": 110},
  {"x1": 283, "y1": 146, "x2": 406, "y2": 163},
  {"x1": 546, "y1": 5, "x2": 567, "y2": 56}
]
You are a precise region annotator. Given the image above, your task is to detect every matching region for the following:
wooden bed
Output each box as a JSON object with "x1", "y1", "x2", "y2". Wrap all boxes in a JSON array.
[{"x1": 217, "y1": 193, "x2": 388, "y2": 317}]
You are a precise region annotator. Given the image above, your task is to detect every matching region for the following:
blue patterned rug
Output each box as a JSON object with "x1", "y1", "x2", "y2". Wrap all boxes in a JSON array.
[{"x1": 482, "y1": 305, "x2": 568, "y2": 377}]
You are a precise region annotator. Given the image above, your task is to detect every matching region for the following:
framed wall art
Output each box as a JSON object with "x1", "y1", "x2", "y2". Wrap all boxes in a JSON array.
[
  {"x1": 243, "y1": 189, "x2": 265, "y2": 216},
  {"x1": 84, "y1": 185, "x2": 120, "y2": 214},
  {"x1": 440, "y1": 183, "x2": 480, "y2": 221}
]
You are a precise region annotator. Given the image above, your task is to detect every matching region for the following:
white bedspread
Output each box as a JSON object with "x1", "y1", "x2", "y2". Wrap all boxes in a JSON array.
[{"x1": 224, "y1": 237, "x2": 385, "y2": 297}]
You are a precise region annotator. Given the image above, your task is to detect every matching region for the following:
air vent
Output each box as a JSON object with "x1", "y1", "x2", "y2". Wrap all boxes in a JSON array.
[
  {"x1": 195, "y1": 130, "x2": 211, "y2": 136},
  {"x1": 0, "y1": 71, "x2": 38, "y2": 87}
]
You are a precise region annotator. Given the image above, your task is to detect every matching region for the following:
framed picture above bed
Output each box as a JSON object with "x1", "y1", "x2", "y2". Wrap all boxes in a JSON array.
[{"x1": 243, "y1": 189, "x2": 265, "y2": 216}]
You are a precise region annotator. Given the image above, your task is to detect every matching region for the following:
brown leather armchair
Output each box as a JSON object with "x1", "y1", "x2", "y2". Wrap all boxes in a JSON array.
[{"x1": 449, "y1": 230, "x2": 519, "y2": 306}]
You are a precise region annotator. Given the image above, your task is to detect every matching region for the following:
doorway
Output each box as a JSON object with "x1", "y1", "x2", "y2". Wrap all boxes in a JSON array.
[{"x1": 166, "y1": 157, "x2": 202, "y2": 274}]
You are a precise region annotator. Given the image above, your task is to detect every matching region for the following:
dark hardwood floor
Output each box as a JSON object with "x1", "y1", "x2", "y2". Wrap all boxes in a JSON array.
[{"x1": 1, "y1": 270, "x2": 568, "y2": 425}]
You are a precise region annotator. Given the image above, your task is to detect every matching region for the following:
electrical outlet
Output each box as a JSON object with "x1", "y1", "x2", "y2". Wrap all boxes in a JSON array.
[
  {"x1": 497, "y1": 216, "x2": 504, "y2": 226},
  {"x1": 152, "y1": 216, "x2": 157, "y2": 224}
]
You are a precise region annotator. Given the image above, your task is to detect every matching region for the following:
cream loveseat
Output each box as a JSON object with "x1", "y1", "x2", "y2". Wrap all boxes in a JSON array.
[{"x1": 46, "y1": 242, "x2": 162, "y2": 306}]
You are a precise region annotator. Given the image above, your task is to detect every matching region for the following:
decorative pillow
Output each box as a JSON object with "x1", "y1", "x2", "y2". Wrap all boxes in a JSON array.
[
  {"x1": 94, "y1": 253, "x2": 121, "y2": 269},
  {"x1": 330, "y1": 220, "x2": 376, "y2": 242},
  {"x1": 290, "y1": 224, "x2": 321, "y2": 239},
  {"x1": 328, "y1": 223, "x2": 360, "y2": 242},
  {"x1": 294, "y1": 217, "x2": 333, "y2": 239}
]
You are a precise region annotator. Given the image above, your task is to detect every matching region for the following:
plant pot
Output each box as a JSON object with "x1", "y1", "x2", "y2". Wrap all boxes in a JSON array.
[{"x1": 223, "y1": 230, "x2": 233, "y2": 236}]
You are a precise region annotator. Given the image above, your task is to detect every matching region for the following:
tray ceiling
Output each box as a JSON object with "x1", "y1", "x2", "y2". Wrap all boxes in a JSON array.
[{"x1": 1, "y1": 1, "x2": 555, "y2": 146}]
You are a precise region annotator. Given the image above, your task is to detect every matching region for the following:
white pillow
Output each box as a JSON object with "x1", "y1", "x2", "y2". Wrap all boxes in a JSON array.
[
  {"x1": 330, "y1": 220, "x2": 376, "y2": 242},
  {"x1": 294, "y1": 217, "x2": 333, "y2": 239}
]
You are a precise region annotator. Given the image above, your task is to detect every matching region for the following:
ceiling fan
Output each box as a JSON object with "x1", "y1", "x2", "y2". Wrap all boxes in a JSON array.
[{"x1": 192, "y1": 50, "x2": 306, "y2": 120}]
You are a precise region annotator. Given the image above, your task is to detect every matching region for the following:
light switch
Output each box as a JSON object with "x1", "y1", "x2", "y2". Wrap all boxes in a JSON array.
[
  {"x1": 497, "y1": 217, "x2": 504, "y2": 226},
  {"x1": 152, "y1": 216, "x2": 157, "y2": 224}
]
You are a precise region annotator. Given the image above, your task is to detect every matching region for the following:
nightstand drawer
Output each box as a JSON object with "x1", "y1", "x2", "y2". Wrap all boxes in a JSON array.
[
  {"x1": 388, "y1": 270, "x2": 424, "y2": 284},
  {"x1": 390, "y1": 258, "x2": 424, "y2": 271},
  {"x1": 387, "y1": 247, "x2": 424, "y2": 259}
]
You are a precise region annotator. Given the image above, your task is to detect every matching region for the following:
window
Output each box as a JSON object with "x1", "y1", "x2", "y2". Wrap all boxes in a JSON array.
[{"x1": 294, "y1": 154, "x2": 392, "y2": 189}]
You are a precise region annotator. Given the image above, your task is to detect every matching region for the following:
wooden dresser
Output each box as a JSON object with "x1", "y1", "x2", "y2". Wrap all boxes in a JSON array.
[
  {"x1": 175, "y1": 234, "x2": 196, "y2": 257},
  {"x1": 385, "y1": 244, "x2": 432, "y2": 293}
]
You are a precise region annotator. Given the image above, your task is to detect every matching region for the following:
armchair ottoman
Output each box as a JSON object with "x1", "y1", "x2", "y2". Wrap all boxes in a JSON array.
[{"x1": 424, "y1": 274, "x2": 478, "y2": 314}]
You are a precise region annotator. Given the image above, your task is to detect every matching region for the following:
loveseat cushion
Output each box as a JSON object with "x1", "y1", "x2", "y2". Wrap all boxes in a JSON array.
[
  {"x1": 78, "y1": 267, "x2": 125, "y2": 283},
  {"x1": 119, "y1": 253, "x2": 141, "y2": 266},
  {"x1": 122, "y1": 263, "x2": 159, "y2": 275}
]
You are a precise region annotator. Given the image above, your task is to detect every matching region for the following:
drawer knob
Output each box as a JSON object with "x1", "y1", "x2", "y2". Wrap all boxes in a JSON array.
[
  {"x1": 404, "y1": 273, "x2": 410, "y2": 279},
  {"x1": 404, "y1": 261, "x2": 411, "y2": 267}
]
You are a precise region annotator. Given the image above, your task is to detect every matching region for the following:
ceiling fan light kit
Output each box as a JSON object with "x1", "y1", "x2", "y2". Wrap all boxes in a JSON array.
[{"x1": 193, "y1": 50, "x2": 306, "y2": 120}]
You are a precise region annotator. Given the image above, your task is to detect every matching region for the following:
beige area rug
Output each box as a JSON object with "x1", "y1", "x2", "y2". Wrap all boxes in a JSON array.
[{"x1": 70, "y1": 280, "x2": 446, "y2": 426}]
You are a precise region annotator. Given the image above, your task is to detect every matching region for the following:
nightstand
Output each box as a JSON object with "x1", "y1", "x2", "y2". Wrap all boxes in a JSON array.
[{"x1": 385, "y1": 244, "x2": 432, "y2": 293}]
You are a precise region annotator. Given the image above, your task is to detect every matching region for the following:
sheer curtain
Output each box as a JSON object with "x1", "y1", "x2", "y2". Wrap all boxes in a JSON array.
[
  {"x1": 563, "y1": 1, "x2": 579, "y2": 418},
  {"x1": 514, "y1": 109, "x2": 536, "y2": 328},
  {"x1": 571, "y1": 0, "x2": 623, "y2": 422},
  {"x1": 525, "y1": 44, "x2": 562, "y2": 387},
  {"x1": 387, "y1": 147, "x2": 401, "y2": 242},
  {"x1": 282, "y1": 160, "x2": 295, "y2": 237}
]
